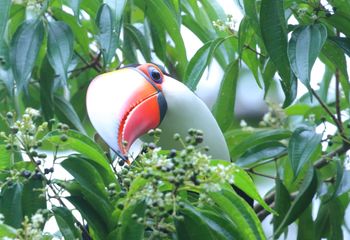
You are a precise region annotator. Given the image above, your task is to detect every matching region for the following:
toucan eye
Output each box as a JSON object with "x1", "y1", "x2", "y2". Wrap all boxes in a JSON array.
[{"x1": 149, "y1": 67, "x2": 162, "y2": 83}]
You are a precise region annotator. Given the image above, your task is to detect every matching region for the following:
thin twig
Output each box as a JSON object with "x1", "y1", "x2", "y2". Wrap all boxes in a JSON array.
[
  {"x1": 243, "y1": 44, "x2": 266, "y2": 58},
  {"x1": 246, "y1": 169, "x2": 276, "y2": 179},
  {"x1": 310, "y1": 88, "x2": 346, "y2": 139}
]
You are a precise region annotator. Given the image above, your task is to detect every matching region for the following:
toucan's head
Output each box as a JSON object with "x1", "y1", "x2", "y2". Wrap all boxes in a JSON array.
[{"x1": 86, "y1": 63, "x2": 168, "y2": 160}]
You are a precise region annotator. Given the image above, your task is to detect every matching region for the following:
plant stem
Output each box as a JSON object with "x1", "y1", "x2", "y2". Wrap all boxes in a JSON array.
[{"x1": 310, "y1": 88, "x2": 346, "y2": 140}]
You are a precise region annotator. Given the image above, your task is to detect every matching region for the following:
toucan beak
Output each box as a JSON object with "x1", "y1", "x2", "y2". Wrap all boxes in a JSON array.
[{"x1": 86, "y1": 67, "x2": 167, "y2": 160}]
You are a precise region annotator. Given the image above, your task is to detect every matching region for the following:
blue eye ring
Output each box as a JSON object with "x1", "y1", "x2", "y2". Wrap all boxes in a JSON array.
[{"x1": 148, "y1": 67, "x2": 162, "y2": 83}]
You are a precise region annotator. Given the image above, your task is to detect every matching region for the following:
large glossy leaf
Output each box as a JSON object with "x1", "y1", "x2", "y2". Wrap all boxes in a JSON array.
[
  {"x1": 236, "y1": 141, "x2": 286, "y2": 168},
  {"x1": 274, "y1": 167, "x2": 317, "y2": 237},
  {"x1": 229, "y1": 129, "x2": 291, "y2": 159},
  {"x1": 52, "y1": 206, "x2": 81, "y2": 239},
  {"x1": 117, "y1": 200, "x2": 146, "y2": 239},
  {"x1": 104, "y1": 0, "x2": 127, "y2": 41},
  {"x1": 329, "y1": 36, "x2": 350, "y2": 58},
  {"x1": 54, "y1": 95, "x2": 86, "y2": 134},
  {"x1": 288, "y1": 24, "x2": 327, "y2": 88},
  {"x1": 51, "y1": 7, "x2": 90, "y2": 55},
  {"x1": 0, "y1": 183, "x2": 23, "y2": 228},
  {"x1": 288, "y1": 126, "x2": 321, "y2": 177},
  {"x1": 212, "y1": 60, "x2": 239, "y2": 131},
  {"x1": 96, "y1": 4, "x2": 117, "y2": 67},
  {"x1": 0, "y1": 0, "x2": 11, "y2": 41},
  {"x1": 260, "y1": 0, "x2": 296, "y2": 107},
  {"x1": 199, "y1": 208, "x2": 241, "y2": 239},
  {"x1": 124, "y1": 24, "x2": 151, "y2": 62},
  {"x1": 315, "y1": 198, "x2": 345, "y2": 240},
  {"x1": 185, "y1": 37, "x2": 230, "y2": 91},
  {"x1": 44, "y1": 130, "x2": 115, "y2": 182},
  {"x1": 211, "y1": 160, "x2": 274, "y2": 213},
  {"x1": 325, "y1": 12, "x2": 350, "y2": 37},
  {"x1": 320, "y1": 40, "x2": 349, "y2": 103},
  {"x1": 242, "y1": 0, "x2": 261, "y2": 39},
  {"x1": 176, "y1": 204, "x2": 220, "y2": 240},
  {"x1": 67, "y1": 195, "x2": 108, "y2": 240},
  {"x1": 47, "y1": 21, "x2": 74, "y2": 85},
  {"x1": 10, "y1": 19, "x2": 44, "y2": 90},
  {"x1": 209, "y1": 189, "x2": 266, "y2": 240},
  {"x1": 147, "y1": 0, "x2": 187, "y2": 78},
  {"x1": 61, "y1": 156, "x2": 114, "y2": 228}
]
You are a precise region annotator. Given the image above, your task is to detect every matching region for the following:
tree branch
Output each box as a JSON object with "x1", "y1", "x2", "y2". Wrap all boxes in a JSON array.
[
  {"x1": 310, "y1": 88, "x2": 346, "y2": 139},
  {"x1": 254, "y1": 144, "x2": 350, "y2": 221}
]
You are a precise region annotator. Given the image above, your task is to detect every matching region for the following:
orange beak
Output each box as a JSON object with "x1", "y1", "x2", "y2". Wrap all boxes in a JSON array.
[{"x1": 86, "y1": 65, "x2": 167, "y2": 161}]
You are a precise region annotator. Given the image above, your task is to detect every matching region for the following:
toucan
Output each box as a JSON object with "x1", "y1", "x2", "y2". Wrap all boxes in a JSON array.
[
  {"x1": 86, "y1": 63, "x2": 230, "y2": 162},
  {"x1": 86, "y1": 63, "x2": 254, "y2": 206}
]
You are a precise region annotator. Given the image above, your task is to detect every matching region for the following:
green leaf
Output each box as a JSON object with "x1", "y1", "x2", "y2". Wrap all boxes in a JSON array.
[
  {"x1": 325, "y1": 12, "x2": 350, "y2": 37},
  {"x1": 61, "y1": 156, "x2": 114, "y2": 229},
  {"x1": 209, "y1": 189, "x2": 266, "y2": 240},
  {"x1": 297, "y1": 206, "x2": 315, "y2": 240},
  {"x1": 329, "y1": 36, "x2": 350, "y2": 57},
  {"x1": 0, "y1": 145, "x2": 12, "y2": 170},
  {"x1": 275, "y1": 167, "x2": 317, "y2": 237},
  {"x1": 0, "y1": 183, "x2": 23, "y2": 228},
  {"x1": 147, "y1": 0, "x2": 187, "y2": 78},
  {"x1": 54, "y1": 95, "x2": 86, "y2": 134},
  {"x1": 103, "y1": 0, "x2": 127, "y2": 41},
  {"x1": 185, "y1": 37, "x2": 229, "y2": 91},
  {"x1": 273, "y1": 179, "x2": 291, "y2": 238},
  {"x1": 10, "y1": 19, "x2": 44, "y2": 90},
  {"x1": 47, "y1": 21, "x2": 74, "y2": 85},
  {"x1": 236, "y1": 141, "x2": 286, "y2": 168},
  {"x1": 64, "y1": 0, "x2": 81, "y2": 21},
  {"x1": 117, "y1": 200, "x2": 146, "y2": 239},
  {"x1": 51, "y1": 7, "x2": 90, "y2": 55},
  {"x1": 124, "y1": 24, "x2": 151, "y2": 62},
  {"x1": 52, "y1": 206, "x2": 81, "y2": 239},
  {"x1": 211, "y1": 160, "x2": 275, "y2": 214},
  {"x1": 335, "y1": 161, "x2": 350, "y2": 197},
  {"x1": 39, "y1": 57, "x2": 55, "y2": 121},
  {"x1": 288, "y1": 126, "x2": 321, "y2": 177},
  {"x1": 0, "y1": 223, "x2": 17, "y2": 238},
  {"x1": 22, "y1": 178, "x2": 46, "y2": 218},
  {"x1": 96, "y1": 4, "x2": 117, "y2": 67},
  {"x1": 176, "y1": 204, "x2": 220, "y2": 240},
  {"x1": 44, "y1": 130, "x2": 115, "y2": 182},
  {"x1": 229, "y1": 129, "x2": 292, "y2": 159},
  {"x1": 67, "y1": 195, "x2": 108, "y2": 240},
  {"x1": 212, "y1": 60, "x2": 239, "y2": 132},
  {"x1": 315, "y1": 198, "x2": 345, "y2": 240},
  {"x1": 0, "y1": 0, "x2": 11, "y2": 41},
  {"x1": 260, "y1": 0, "x2": 296, "y2": 107},
  {"x1": 199, "y1": 208, "x2": 241, "y2": 239},
  {"x1": 242, "y1": 0, "x2": 261, "y2": 39},
  {"x1": 288, "y1": 24, "x2": 327, "y2": 88}
]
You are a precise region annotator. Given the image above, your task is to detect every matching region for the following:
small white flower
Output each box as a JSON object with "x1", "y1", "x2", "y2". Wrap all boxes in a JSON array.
[
  {"x1": 240, "y1": 120, "x2": 247, "y2": 128},
  {"x1": 31, "y1": 213, "x2": 44, "y2": 228}
]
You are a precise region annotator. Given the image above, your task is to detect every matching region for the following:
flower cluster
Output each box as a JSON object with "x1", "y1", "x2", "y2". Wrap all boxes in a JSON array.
[
  {"x1": 117, "y1": 129, "x2": 241, "y2": 238},
  {"x1": 259, "y1": 103, "x2": 286, "y2": 128},
  {"x1": 213, "y1": 14, "x2": 237, "y2": 32}
]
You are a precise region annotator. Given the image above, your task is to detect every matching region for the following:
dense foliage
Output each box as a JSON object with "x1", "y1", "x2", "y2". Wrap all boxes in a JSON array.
[{"x1": 0, "y1": 0, "x2": 350, "y2": 239}]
